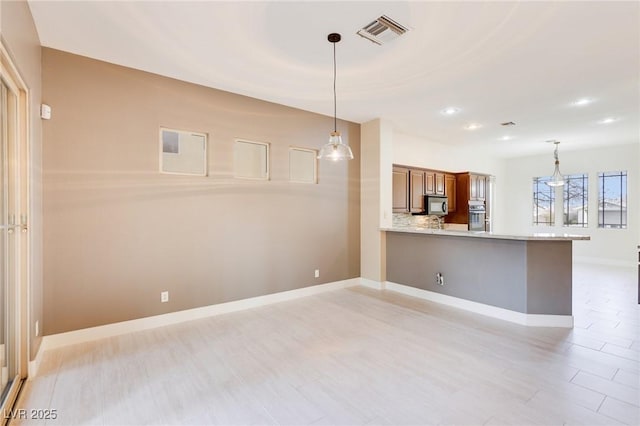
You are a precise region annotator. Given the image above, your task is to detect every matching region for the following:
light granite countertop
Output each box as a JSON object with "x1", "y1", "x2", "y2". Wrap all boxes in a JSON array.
[{"x1": 381, "y1": 226, "x2": 591, "y2": 241}]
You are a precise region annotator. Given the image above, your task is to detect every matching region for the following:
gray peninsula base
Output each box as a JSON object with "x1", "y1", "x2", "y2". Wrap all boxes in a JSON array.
[{"x1": 385, "y1": 231, "x2": 573, "y2": 316}]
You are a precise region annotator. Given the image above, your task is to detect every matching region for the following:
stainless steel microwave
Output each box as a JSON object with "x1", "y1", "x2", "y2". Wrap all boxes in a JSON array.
[{"x1": 424, "y1": 195, "x2": 448, "y2": 216}]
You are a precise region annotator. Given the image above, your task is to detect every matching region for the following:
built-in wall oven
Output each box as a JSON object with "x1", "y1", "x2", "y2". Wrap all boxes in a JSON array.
[{"x1": 468, "y1": 201, "x2": 486, "y2": 232}]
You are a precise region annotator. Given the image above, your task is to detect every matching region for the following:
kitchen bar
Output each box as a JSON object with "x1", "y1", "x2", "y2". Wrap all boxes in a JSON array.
[{"x1": 382, "y1": 227, "x2": 590, "y2": 327}]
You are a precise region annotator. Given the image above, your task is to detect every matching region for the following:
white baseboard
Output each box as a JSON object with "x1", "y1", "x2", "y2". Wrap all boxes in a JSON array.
[
  {"x1": 36, "y1": 278, "x2": 360, "y2": 365},
  {"x1": 359, "y1": 278, "x2": 384, "y2": 290},
  {"x1": 384, "y1": 281, "x2": 573, "y2": 328},
  {"x1": 28, "y1": 350, "x2": 43, "y2": 379},
  {"x1": 574, "y1": 256, "x2": 635, "y2": 268},
  {"x1": 523, "y1": 314, "x2": 574, "y2": 327}
]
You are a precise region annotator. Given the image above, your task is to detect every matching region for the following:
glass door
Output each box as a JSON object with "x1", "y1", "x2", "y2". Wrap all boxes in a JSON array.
[{"x1": 0, "y1": 54, "x2": 27, "y2": 414}]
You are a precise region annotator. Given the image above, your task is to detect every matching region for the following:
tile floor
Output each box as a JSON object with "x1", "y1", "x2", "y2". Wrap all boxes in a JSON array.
[{"x1": 11, "y1": 263, "x2": 639, "y2": 425}]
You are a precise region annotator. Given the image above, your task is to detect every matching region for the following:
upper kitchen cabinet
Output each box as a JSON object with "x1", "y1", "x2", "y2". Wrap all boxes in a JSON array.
[
  {"x1": 445, "y1": 174, "x2": 457, "y2": 213},
  {"x1": 424, "y1": 172, "x2": 445, "y2": 195},
  {"x1": 447, "y1": 172, "x2": 490, "y2": 225},
  {"x1": 425, "y1": 173, "x2": 435, "y2": 195},
  {"x1": 409, "y1": 169, "x2": 426, "y2": 213},
  {"x1": 393, "y1": 166, "x2": 427, "y2": 213},
  {"x1": 469, "y1": 174, "x2": 478, "y2": 200},
  {"x1": 470, "y1": 174, "x2": 486, "y2": 201},
  {"x1": 393, "y1": 165, "x2": 465, "y2": 216},
  {"x1": 477, "y1": 175, "x2": 486, "y2": 200},
  {"x1": 392, "y1": 166, "x2": 490, "y2": 226},
  {"x1": 392, "y1": 166, "x2": 410, "y2": 213},
  {"x1": 435, "y1": 173, "x2": 445, "y2": 195},
  {"x1": 458, "y1": 172, "x2": 487, "y2": 202}
]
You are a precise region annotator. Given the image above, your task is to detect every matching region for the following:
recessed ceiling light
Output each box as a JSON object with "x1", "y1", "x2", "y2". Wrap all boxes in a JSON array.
[
  {"x1": 599, "y1": 117, "x2": 618, "y2": 124},
  {"x1": 572, "y1": 98, "x2": 594, "y2": 106},
  {"x1": 500, "y1": 135, "x2": 512, "y2": 141},
  {"x1": 441, "y1": 107, "x2": 460, "y2": 116},
  {"x1": 464, "y1": 123, "x2": 482, "y2": 130}
]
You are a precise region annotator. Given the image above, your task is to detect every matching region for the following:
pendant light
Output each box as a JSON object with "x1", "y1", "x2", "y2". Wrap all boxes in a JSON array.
[
  {"x1": 546, "y1": 140, "x2": 565, "y2": 187},
  {"x1": 318, "y1": 33, "x2": 354, "y2": 161}
]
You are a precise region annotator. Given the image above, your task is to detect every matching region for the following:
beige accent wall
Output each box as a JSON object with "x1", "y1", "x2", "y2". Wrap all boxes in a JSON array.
[
  {"x1": 1, "y1": 0, "x2": 44, "y2": 360},
  {"x1": 42, "y1": 48, "x2": 360, "y2": 334}
]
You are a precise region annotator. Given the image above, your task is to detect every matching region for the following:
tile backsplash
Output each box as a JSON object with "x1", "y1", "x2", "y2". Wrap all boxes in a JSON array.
[
  {"x1": 393, "y1": 213, "x2": 469, "y2": 231},
  {"x1": 393, "y1": 213, "x2": 433, "y2": 228}
]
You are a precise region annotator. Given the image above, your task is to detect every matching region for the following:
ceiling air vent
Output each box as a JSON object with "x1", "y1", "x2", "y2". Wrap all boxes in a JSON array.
[{"x1": 357, "y1": 15, "x2": 409, "y2": 45}]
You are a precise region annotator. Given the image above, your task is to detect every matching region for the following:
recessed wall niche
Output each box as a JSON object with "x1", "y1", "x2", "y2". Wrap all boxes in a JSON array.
[
  {"x1": 234, "y1": 139, "x2": 270, "y2": 180},
  {"x1": 159, "y1": 128, "x2": 207, "y2": 176},
  {"x1": 289, "y1": 147, "x2": 318, "y2": 184}
]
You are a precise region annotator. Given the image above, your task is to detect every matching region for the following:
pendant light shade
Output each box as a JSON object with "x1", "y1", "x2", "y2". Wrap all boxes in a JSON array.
[
  {"x1": 318, "y1": 33, "x2": 354, "y2": 161},
  {"x1": 546, "y1": 140, "x2": 565, "y2": 187}
]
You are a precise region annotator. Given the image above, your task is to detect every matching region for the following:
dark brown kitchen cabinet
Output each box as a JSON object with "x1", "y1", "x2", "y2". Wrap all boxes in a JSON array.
[
  {"x1": 409, "y1": 170, "x2": 426, "y2": 213},
  {"x1": 468, "y1": 173, "x2": 486, "y2": 201},
  {"x1": 394, "y1": 165, "x2": 478, "y2": 217},
  {"x1": 425, "y1": 173, "x2": 435, "y2": 194},
  {"x1": 448, "y1": 173, "x2": 471, "y2": 224},
  {"x1": 425, "y1": 172, "x2": 444, "y2": 195},
  {"x1": 435, "y1": 173, "x2": 445, "y2": 195},
  {"x1": 445, "y1": 174, "x2": 457, "y2": 213},
  {"x1": 469, "y1": 174, "x2": 478, "y2": 200},
  {"x1": 477, "y1": 175, "x2": 486, "y2": 200},
  {"x1": 393, "y1": 166, "x2": 428, "y2": 213},
  {"x1": 392, "y1": 167, "x2": 409, "y2": 213},
  {"x1": 448, "y1": 172, "x2": 490, "y2": 225}
]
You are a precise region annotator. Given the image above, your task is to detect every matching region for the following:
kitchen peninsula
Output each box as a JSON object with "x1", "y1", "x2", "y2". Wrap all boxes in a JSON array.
[{"x1": 382, "y1": 226, "x2": 590, "y2": 327}]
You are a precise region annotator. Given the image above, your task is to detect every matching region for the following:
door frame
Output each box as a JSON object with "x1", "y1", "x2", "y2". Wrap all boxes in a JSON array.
[{"x1": 0, "y1": 39, "x2": 30, "y2": 416}]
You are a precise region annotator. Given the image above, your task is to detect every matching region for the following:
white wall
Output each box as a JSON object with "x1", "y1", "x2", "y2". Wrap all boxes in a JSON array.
[
  {"x1": 503, "y1": 143, "x2": 639, "y2": 266},
  {"x1": 360, "y1": 119, "x2": 392, "y2": 282},
  {"x1": 393, "y1": 132, "x2": 507, "y2": 233}
]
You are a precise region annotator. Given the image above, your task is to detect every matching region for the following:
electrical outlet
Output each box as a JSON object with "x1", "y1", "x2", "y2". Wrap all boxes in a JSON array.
[
  {"x1": 35, "y1": 320, "x2": 39, "y2": 337},
  {"x1": 436, "y1": 272, "x2": 445, "y2": 286},
  {"x1": 314, "y1": 269, "x2": 320, "y2": 278},
  {"x1": 161, "y1": 291, "x2": 169, "y2": 303}
]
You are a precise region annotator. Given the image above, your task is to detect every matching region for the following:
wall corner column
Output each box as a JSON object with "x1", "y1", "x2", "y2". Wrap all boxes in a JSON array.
[{"x1": 361, "y1": 119, "x2": 393, "y2": 282}]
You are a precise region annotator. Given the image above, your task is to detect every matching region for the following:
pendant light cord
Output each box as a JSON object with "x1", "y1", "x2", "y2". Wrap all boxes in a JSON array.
[{"x1": 333, "y1": 41, "x2": 337, "y2": 133}]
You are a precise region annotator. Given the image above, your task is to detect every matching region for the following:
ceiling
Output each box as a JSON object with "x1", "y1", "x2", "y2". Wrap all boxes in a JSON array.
[{"x1": 27, "y1": 1, "x2": 639, "y2": 158}]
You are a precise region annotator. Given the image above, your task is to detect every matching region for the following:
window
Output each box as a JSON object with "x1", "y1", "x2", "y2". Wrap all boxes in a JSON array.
[
  {"x1": 533, "y1": 177, "x2": 555, "y2": 225},
  {"x1": 563, "y1": 173, "x2": 588, "y2": 227},
  {"x1": 598, "y1": 171, "x2": 627, "y2": 229}
]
